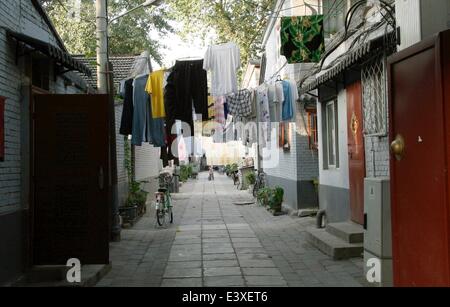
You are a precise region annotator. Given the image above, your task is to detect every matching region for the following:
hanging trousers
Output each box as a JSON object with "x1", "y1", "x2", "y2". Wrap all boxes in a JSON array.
[{"x1": 165, "y1": 60, "x2": 208, "y2": 159}]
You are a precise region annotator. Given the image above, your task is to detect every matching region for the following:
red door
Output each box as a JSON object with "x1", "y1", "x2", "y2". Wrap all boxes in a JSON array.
[
  {"x1": 347, "y1": 81, "x2": 365, "y2": 225},
  {"x1": 389, "y1": 31, "x2": 450, "y2": 286},
  {"x1": 33, "y1": 94, "x2": 110, "y2": 265}
]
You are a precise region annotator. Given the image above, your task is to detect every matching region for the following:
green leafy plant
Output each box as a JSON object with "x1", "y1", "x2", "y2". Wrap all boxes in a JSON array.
[
  {"x1": 125, "y1": 180, "x2": 149, "y2": 207},
  {"x1": 257, "y1": 188, "x2": 272, "y2": 207},
  {"x1": 230, "y1": 163, "x2": 239, "y2": 173},
  {"x1": 268, "y1": 186, "x2": 284, "y2": 212},
  {"x1": 180, "y1": 165, "x2": 192, "y2": 182},
  {"x1": 246, "y1": 172, "x2": 256, "y2": 185}
]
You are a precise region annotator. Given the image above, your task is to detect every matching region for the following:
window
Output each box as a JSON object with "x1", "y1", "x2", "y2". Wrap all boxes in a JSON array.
[
  {"x1": 323, "y1": 100, "x2": 339, "y2": 169},
  {"x1": 307, "y1": 110, "x2": 318, "y2": 150},
  {"x1": 32, "y1": 57, "x2": 50, "y2": 91},
  {"x1": 323, "y1": 0, "x2": 360, "y2": 37},
  {"x1": 362, "y1": 57, "x2": 388, "y2": 136}
]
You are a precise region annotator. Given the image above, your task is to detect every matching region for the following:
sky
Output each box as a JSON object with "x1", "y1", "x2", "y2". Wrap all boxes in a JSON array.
[{"x1": 150, "y1": 21, "x2": 212, "y2": 70}]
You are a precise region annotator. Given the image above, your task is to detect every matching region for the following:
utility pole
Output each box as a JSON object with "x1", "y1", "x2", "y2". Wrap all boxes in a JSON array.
[
  {"x1": 96, "y1": 0, "x2": 121, "y2": 242},
  {"x1": 96, "y1": 0, "x2": 108, "y2": 93}
]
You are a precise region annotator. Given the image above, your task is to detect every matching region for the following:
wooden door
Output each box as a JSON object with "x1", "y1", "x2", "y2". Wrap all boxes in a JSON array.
[
  {"x1": 388, "y1": 31, "x2": 450, "y2": 286},
  {"x1": 347, "y1": 81, "x2": 365, "y2": 225},
  {"x1": 33, "y1": 94, "x2": 110, "y2": 265}
]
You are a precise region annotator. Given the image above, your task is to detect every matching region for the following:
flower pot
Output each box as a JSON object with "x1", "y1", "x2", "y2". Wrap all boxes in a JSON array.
[{"x1": 119, "y1": 206, "x2": 138, "y2": 225}]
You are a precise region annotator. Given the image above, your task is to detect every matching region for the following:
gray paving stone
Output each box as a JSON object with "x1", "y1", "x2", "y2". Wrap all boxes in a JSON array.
[
  {"x1": 203, "y1": 267, "x2": 242, "y2": 277},
  {"x1": 165, "y1": 261, "x2": 202, "y2": 269},
  {"x1": 242, "y1": 268, "x2": 282, "y2": 276},
  {"x1": 245, "y1": 276, "x2": 288, "y2": 286},
  {"x1": 204, "y1": 260, "x2": 239, "y2": 268},
  {"x1": 239, "y1": 260, "x2": 276, "y2": 268},
  {"x1": 161, "y1": 278, "x2": 203, "y2": 287},
  {"x1": 204, "y1": 276, "x2": 245, "y2": 287},
  {"x1": 98, "y1": 174, "x2": 365, "y2": 288},
  {"x1": 203, "y1": 253, "x2": 237, "y2": 261}
]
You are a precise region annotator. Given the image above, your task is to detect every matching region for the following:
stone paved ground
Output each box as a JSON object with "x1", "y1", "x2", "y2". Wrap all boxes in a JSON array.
[{"x1": 96, "y1": 172, "x2": 366, "y2": 287}]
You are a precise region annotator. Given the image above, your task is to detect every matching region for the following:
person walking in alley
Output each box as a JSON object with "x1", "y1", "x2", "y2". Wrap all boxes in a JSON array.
[{"x1": 208, "y1": 166, "x2": 215, "y2": 181}]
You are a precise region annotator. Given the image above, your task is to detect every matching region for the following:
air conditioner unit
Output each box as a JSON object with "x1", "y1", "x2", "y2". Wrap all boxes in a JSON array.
[{"x1": 364, "y1": 177, "x2": 393, "y2": 287}]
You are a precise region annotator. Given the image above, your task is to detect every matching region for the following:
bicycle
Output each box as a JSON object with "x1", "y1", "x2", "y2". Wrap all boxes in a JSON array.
[
  {"x1": 155, "y1": 174, "x2": 174, "y2": 227},
  {"x1": 253, "y1": 170, "x2": 266, "y2": 198}
]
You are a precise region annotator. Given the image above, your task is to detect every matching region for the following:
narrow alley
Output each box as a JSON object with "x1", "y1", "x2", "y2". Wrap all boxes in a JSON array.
[{"x1": 97, "y1": 173, "x2": 365, "y2": 287}]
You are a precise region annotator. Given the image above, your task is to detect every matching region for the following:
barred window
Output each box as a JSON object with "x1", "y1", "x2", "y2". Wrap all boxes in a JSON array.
[{"x1": 362, "y1": 57, "x2": 388, "y2": 136}]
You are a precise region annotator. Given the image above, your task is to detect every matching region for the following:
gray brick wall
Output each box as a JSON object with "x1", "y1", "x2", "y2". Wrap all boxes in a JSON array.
[
  {"x1": 296, "y1": 104, "x2": 319, "y2": 181},
  {"x1": 115, "y1": 103, "x2": 127, "y2": 184},
  {"x1": 0, "y1": 1, "x2": 85, "y2": 214},
  {"x1": 365, "y1": 136, "x2": 390, "y2": 178}
]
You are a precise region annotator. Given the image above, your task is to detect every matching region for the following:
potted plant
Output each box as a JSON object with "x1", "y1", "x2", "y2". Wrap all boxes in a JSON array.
[
  {"x1": 246, "y1": 172, "x2": 256, "y2": 193},
  {"x1": 120, "y1": 180, "x2": 148, "y2": 226},
  {"x1": 268, "y1": 186, "x2": 284, "y2": 215},
  {"x1": 257, "y1": 188, "x2": 272, "y2": 207}
]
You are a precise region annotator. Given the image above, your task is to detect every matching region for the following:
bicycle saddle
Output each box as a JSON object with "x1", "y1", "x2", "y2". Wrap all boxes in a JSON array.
[{"x1": 158, "y1": 188, "x2": 168, "y2": 193}]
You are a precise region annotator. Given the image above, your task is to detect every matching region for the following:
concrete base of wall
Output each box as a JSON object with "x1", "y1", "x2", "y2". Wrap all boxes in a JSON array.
[
  {"x1": 0, "y1": 209, "x2": 27, "y2": 285},
  {"x1": 266, "y1": 175, "x2": 318, "y2": 210},
  {"x1": 141, "y1": 176, "x2": 160, "y2": 203},
  {"x1": 318, "y1": 184, "x2": 350, "y2": 223}
]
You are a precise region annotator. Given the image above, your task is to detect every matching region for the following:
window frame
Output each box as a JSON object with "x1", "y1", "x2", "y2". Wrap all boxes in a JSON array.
[
  {"x1": 323, "y1": 99, "x2": 339, "y2": 170},
  {"x1": 307, "y1": 109, "x2": 318, "y2": 151}
]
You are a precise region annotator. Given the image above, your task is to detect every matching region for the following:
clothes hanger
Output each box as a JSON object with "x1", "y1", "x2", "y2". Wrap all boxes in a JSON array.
[{"x1": 177, "y1": 56, "x2": 203, "y2": 61}]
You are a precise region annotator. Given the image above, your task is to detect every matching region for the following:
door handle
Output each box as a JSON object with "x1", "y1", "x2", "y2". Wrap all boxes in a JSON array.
[
  {"x1": 391, "y1": 134, "x2": 405, "y2": 161},
  {"x1": 98, "y1": 166, "x2": 105, "y2": 190}
]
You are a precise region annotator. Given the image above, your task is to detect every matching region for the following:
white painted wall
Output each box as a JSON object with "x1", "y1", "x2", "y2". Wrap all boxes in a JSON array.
[
  {"x1": 135, "y1": 144, "x2": 162, "y2": 181},
  {"x1": 317, "y1": 89, "x2": 349, "y2": 189},
  {"x1": 396, "y1": 0, "x2": 450, "y2": 51}
]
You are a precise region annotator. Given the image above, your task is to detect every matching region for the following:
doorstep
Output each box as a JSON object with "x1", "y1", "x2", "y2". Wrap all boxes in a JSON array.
[{"x1": 13, "y1": 264, "x2": 112, "y2": 287}]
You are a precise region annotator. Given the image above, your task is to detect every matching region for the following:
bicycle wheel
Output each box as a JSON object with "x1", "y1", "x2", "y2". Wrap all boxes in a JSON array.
[
  {"x1": 253, "y1": 183, "x2": 258, "y2": 197},
  {"x1": 156, "y1": 209, "x2": 165, "y2": 226},
  {"x1": 167, "y1": 207, "x2": 174, "y2": 224}
]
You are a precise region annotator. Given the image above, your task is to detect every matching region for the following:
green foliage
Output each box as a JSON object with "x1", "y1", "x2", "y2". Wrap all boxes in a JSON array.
[
  {"x1": 230, "y1": 163, "x2": 239, "y2": 173},
  {"x1": 257, "y1": 186, "x2": 283, "y2": 211},
  {"x1": 123, "y1": 136, "x2": 148, "y2": 207},
  {"x1": 41, "y1": 0, "x2": 173, "y2": 62},
  {"x1": 167, "y1": 0, "x2": 277, "y2": 73},
  {"x1": 246, "y1": 172, "x2": 256, "y2": 185},
  {"x1": 268, "y1": 186, "x2": 284, "y2": 211},
  {"x1": 126, "y1": 180, "x2": 149, "y2": 207},
  {"x1": 224, "y1": 164, "x2": 231, "y2": 175},
  {"x1": 257, "y1": 187, "x2": 272, "y2": 207},
  {"x1": 180, "y1": 165, "x2": 192, "y2": 182}
]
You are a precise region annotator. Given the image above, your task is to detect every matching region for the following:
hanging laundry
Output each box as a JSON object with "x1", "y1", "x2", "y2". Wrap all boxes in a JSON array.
[
  {"x1": 132, "y1": 74, "x2": 152, "y2": 146},
  {"x1": 165, "y1": 59, "x2": 209, "y2": 126},
  {"x1": 288, "y1": 79, "x2": 299, "y2": 119},
  {"x1": 280, "y1": 16, "x2": 325, "y2": 64},
  {"x1": 132, "y1": 74, "x2": 165, "y2": 147},
  {"x1": 256, "y1": 85, "x2": 271, "y2": 148},
  {"x1": 249, "y1": 89, "x2": 258, "y2": 120},
  {"x1": 208, "y1": 96, "x2": 216, "y2": 120},
  {"x1": 119, "y1": 78, "x2": 134, "y2": 136},
  {"x1": 204, "y1": 42, "x2": 241, "y2": 96},
  {"x1": 214, "y1": 96, "x2": 226, "y2": 128},
  {"x1": 267, "y1": 83, "x2": 284, "y2": 123},
  {"x1": 282, "y1": 80, "x2": 294, "y2": 121},
  {"x1": 226, "y1": 89, "x2": 252, "y2": 119},
  {"x1": 145, "y1": 69, "x2": 166, "y2": 118}
]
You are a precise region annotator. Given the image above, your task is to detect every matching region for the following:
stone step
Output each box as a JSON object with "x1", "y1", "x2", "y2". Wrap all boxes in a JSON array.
[
  {"x1": 14, "y1": 264, "x2": 111, "y2": 287},
  {"x1": 326, "y1": 222, "x2": 364, "y2": 244},
  {"x1": 306, "y1": 228, "x2": 363, "y2": 260}
]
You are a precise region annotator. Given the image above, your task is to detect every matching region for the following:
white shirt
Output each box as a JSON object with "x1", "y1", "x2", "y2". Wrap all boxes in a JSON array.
[{"x1": 203, "y1": 42, "x2": 241, "y2": 96}]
